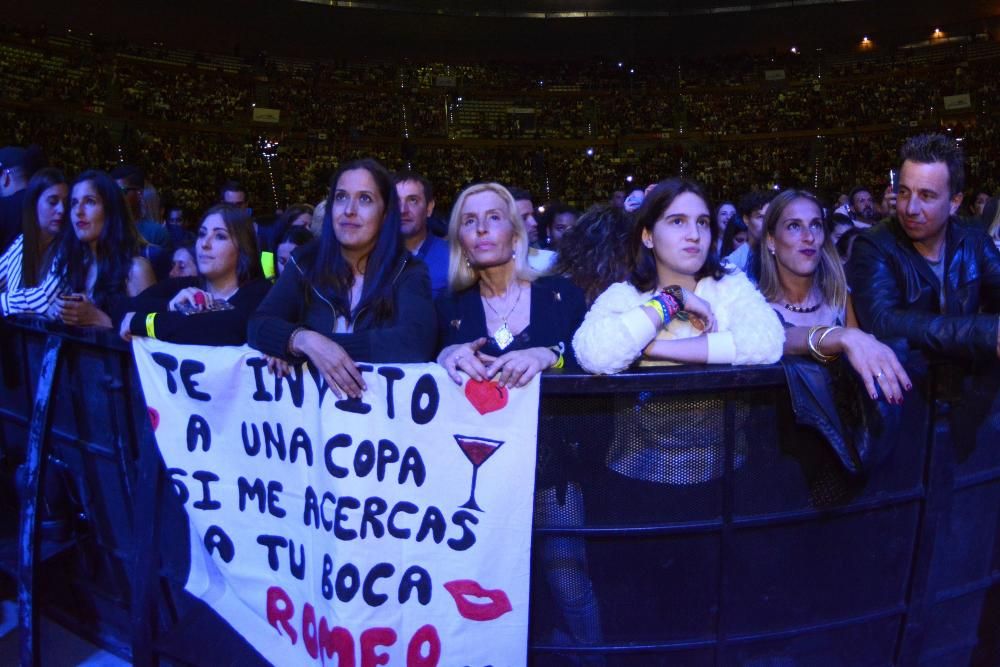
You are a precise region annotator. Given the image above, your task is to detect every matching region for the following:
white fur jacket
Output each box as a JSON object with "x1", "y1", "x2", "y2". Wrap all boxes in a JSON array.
[{"x1": 573, "y1": 270, "x2": 785, "y2": 375}]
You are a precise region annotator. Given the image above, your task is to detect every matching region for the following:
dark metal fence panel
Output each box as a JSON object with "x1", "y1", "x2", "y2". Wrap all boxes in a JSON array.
[{"x1": 0, "y1": 318, "x2": 997, "y2": 666}]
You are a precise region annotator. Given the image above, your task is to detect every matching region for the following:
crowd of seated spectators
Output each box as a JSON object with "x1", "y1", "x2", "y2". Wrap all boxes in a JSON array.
[
  {"x1": 115, "y1": 61, "x2": 253, "y2": 125},
  {"x1": 2, "y1": 28, "x2": 998, "y2": 140},
  {"x1": 1, "y1": 27, "x2": 998, "y2": 216}
]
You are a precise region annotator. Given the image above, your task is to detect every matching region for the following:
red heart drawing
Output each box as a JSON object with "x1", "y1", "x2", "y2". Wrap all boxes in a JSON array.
[
  {"x1": 464, "y1": 380, "x2": 508, "y2": 415},
  {"x1": 147, "y1": 407, "x2": 160, "y2": 432}
]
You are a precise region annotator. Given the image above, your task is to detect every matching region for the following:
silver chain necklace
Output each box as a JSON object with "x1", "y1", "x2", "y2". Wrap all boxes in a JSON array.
[{"x1": 482, "y1": 283, "x2": 523, "y2": 350}]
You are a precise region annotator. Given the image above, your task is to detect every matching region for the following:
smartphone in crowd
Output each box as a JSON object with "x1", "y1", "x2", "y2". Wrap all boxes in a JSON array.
[{"x1": 175, "y1": 300, "x2": 235, "y2": 315}]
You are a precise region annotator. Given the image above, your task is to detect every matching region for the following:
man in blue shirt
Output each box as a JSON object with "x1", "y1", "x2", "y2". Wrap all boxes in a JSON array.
[
  {"x1": 724, "y1": 190, "x2": 774, "y2": 281},
  {"x1": 394, "y1": 171, "x2": 449, "y2": 297}
]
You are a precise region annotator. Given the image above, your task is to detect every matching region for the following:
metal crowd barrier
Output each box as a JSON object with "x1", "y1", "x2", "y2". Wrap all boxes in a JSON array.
[{"x1": 0, "y1": 316, "x2": 997, "y2": 666}]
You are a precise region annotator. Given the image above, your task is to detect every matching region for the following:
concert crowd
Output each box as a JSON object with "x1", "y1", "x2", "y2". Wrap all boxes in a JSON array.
[{"x1": 1, "y1": 24, "x2": 1000, "y2": 659}]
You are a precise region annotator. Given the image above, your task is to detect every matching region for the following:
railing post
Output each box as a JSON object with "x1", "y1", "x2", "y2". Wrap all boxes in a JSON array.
[
  {"x1": 130, "y1": 369, "x2": 161, "y2": 667},
  {"x1": 896, "y1": 368, "x2": 957, "y2": 664},
  {"x1": 17, "y1": 335, "x2": 63, "y2": 667}
]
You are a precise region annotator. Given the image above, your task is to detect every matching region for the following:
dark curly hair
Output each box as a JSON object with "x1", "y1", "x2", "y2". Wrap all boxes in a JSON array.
[{"x1": 553, "y1": 204, "x2": 634, "y2": 305}]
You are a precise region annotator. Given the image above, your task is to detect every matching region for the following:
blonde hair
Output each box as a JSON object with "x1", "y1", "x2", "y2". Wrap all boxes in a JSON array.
[
  {"x1": 447, "y1": 182, "x2": 539, "y2": 292},
  {"x1": 758, "y1": 189, "x2": 848, "y2": 312}
]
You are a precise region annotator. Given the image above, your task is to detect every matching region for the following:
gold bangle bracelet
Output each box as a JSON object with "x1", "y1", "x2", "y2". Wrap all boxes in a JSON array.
[
  {"x1": 807, "y1": 325, "x2": 837, "y2": 363},
  {"x1": 816, "y1": 325, "x2": 843, "y2": 356}
]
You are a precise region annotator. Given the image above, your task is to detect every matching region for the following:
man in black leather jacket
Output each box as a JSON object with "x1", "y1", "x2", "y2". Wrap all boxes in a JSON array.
[{"x1": 847, "y1": 133, "x2": 1000, "y2": 361}]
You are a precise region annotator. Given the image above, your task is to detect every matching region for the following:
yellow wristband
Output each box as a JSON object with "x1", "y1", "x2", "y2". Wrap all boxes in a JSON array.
[
  {"x1": 547, "y1": 344, "x2": 566, "y2": 369},
  {"x1": 261, "y1": 252, "x2": 276, "y2": 279},
  {"x1": 644, "y1": 298, "x2": 666, "y2": 324},
  {"x1": 145, "y1": 312, "x2": 157, "y2": 339}
]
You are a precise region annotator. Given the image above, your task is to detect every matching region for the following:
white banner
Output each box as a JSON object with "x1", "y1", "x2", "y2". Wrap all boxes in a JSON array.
[{"x1": 133, "y1": 339, "x2": 539, "y2": 666}]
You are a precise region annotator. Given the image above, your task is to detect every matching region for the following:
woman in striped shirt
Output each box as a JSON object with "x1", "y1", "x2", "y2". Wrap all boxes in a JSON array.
[{"x1": 0, "y1": 168, "x2": 67, "y2": 317}]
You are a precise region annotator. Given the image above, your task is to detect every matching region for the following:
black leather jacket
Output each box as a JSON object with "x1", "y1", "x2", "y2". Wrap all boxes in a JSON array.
[{"x1": 846, "y1": 216, "x2": 1000, "y2": 361}]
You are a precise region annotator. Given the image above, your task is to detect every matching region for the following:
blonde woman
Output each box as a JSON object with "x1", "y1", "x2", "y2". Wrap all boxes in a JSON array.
[
  {"x1": 436, "y1": 182, "x2": 586, "y2": 387},
  {"x1": 758, "y1": 189, "x2": 910, "y2": 403},
  {"x1": 434, "y1": 182, "x2": 599, "y2": 646}
]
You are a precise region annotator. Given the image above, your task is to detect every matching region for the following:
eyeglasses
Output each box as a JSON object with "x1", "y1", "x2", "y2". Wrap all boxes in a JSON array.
[{"x1": 119, "y1": 186, "x2": 142, "y2": 194}]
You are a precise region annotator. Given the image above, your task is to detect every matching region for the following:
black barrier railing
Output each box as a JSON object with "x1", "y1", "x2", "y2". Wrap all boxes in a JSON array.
[{"x1": 0, "y1": 316, "x2": 998, "y2": 666}]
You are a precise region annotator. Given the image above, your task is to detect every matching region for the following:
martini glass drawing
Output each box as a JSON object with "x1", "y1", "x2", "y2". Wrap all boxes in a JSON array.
[{"x1": 454, "y1": 434, "x2": 505, "y2": 512}]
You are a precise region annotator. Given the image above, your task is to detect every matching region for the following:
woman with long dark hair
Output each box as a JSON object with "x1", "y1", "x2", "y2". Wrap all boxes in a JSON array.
[
  {"x1": 0, "y1": 168, "x2": 67, "y2": 316},
  {"x1": 120, "y1": 204, "x2": 270, "y2": 346},
  {"x1": 248, "y1": 158, "x2": 435, "y2": 398},
  {"x1": 714, "y1": 200, "x2": 737, "y2": 255},
  {"x1": 50, "y1": 170, "x2": 156, "y2": 327},
  {"x1": 574, "y1": 178, "x2": 784, "y2": 373},
  {"x1": 719, "y1": 210, "x2": 749, "y2": 258}
]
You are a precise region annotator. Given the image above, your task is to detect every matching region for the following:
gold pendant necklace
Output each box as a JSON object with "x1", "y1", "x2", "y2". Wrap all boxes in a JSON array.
[{"x1": 483, "y1": 283, "x2": 523, "y2": 351}]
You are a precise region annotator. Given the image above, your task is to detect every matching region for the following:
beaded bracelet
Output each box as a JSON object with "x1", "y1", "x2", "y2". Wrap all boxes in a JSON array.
[
  {"x1": 644, "y1": 291, "x2": 682, "y2": 326},
  {"x1": 660, "y1": 291, "x2": 682, "y2": 318},
  {"x1": 287, "y1": 327, "x2": 308, "y2": 356},
  {"x1": 662, "y1": 285, "x2": 686, "y2": 311}
]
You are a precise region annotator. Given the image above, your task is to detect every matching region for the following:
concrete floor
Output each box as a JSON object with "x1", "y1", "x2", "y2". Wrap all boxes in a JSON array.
[{"x1": 0, "y1": 599, "x2": 129, "y2": 667}]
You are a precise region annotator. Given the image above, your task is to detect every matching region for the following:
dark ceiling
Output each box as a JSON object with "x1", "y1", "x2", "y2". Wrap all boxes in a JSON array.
[
  {"x1": 290, "y1": 0, "x2": 870, "y2": 19},
  {"x1": 7, "y1": 0, "x2": 999, "y2": 61}
]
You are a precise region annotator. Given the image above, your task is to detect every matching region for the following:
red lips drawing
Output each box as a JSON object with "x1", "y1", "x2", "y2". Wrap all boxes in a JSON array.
[
  {"x1": 147, "y1": 407, "x2": 160, "y2": 431},
  {"x1": 443, "y1": 580, "x2": 512, "y2": 621},
  {"x1": 464, "y1": 380, "x2": 508, "y2": 415}
]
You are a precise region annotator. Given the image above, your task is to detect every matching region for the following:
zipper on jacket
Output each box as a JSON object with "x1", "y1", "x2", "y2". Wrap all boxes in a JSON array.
[
  {"x1": 351, "y1": 255, "x2": 410, "y2": 326},
  {"x1": 291, "y1": 254, "x2": 411, "y2": 332}
]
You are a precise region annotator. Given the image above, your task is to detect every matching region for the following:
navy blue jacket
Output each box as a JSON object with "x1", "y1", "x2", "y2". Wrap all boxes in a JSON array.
[
  {"x1": 248, "y1": 251, "x2": 436, "y2": 363},
  {"x1": 435, "y1": 275, "x2": 587, "y2": 369}
]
